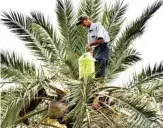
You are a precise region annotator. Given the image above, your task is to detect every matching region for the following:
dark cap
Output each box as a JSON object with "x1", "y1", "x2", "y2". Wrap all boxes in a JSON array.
[{"x1": 76, "y1": 14, "x2": 89, "y2": 26}]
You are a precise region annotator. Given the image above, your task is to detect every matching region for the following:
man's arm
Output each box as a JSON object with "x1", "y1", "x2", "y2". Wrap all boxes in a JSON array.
[
  {"x1": 86, "y1": 23, "x2": 105, "y2": 52},
  {"x1": 90, "y1": 37, "x2": 104, "y2": 46},
  {"x1": 86, "y1": 38, "x2": 104, "y2": 52},
  {"x1": 91, "y1": 23, "x2": 105, "y2": 46}
]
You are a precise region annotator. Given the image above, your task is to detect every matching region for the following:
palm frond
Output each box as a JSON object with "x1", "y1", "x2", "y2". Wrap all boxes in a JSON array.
[
  {"x1": 1, "y1": 11, "x2": 60, "y2": 67},
  {"x1": 30, "y1": 11, "x2": 62, "y2": 62},
  {"x1": 1, "y1": 97, "x2": 23, "y2": 128},
  {"x1": 59, "y1": 0, "x2": 85, "y2": 56},
  {"x1": 30, "y1": 11, "x2": 54, "y2": 40},
  {"x1": 152, "y1": 83, "x2": 163, "y2": 103},
  {"x1": 1, "y1": 82, "x2": 48, "y2": 127},
  {"x1": 67, "y1": 81, "x2": 122, "y2": 128},
  {"x1": 121, "y1": 50, "x2": 141, "y2": 66},
  {"x1": 107, "y1": 49, "x2": 141, "y2": 78},
  {"x1": 117, "y1": 96, "x2": 157, "y2": 127},
  {"x1": 78, "y1": 0, "x2": 103, "y2": 22},
  {"x1": 86, "y1": 80, "x2": 162, "y2": 128},
  {"x1": 27, "y1": 23, "x2": 58, "y2": 64},
  {"x1": 133, "y1": 80, "x2": 163, "y2": 104},
  {"x1": 102, "y1": 90, "x2": 160, "y2": 128},
  {"x1": 1, "y1": 10, "x2": 33, "y2": 42},
  {"x1": 1, "y1": 88, "x2": 22, "y2": 120},
  {"x1": 113, "y1": 0, "x2": 163, "y2": 55},
  {"x1": 56, "y1": 0, "x2": 75, "y2": 40},
  {"x1": 102, "y1": 0, "x2": 127, "y2": 42},
  {"x1": 127, "y1": 62, "x2": 163, "y2": 88},
  {"x1": 64, "y1": 57, "x2": 79, "y2": 79},
  {"x1": 16, "y1": 108, "x2": 48, "y2": 125},
  {"x1": 56, "y1": 0, "x2": 85, "y2": 79},
  {"x1": 68, "y1": 78, "x2": 161, "y2": 128},
  {"x1": 109, "y1": 0, "x2": 163, "y2": 77},
  {"x1": 67, "y1": 81, "x2": 93, "y2": 128},
  {"x1": 0, "y1": 50, "x2": 37, "y2": 83}
]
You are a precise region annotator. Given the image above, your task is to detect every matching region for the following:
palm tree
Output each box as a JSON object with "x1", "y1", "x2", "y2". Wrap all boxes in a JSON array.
[{"x1": 1, "y1": 0, "x2": 163, "y2": 128}]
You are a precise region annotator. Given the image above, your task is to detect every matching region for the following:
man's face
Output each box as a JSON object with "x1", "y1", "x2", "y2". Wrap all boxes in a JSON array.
[{"x1": 81, "y1": 18, "x2": 89, "y2": 27}]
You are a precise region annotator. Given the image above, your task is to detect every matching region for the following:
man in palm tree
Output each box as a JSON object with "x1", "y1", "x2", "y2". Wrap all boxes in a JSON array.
[{"x1": 76, "y1": 14, "x2": 110, "y2": 78}]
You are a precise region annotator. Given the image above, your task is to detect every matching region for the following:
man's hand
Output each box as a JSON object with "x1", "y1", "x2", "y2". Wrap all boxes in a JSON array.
[{"x1": 86, "y1": 43, "x2": 91, "y2": 52}]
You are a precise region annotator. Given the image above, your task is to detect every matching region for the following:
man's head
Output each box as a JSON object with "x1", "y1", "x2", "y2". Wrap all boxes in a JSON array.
[{"x1": 76, "y1": 14, "x2": 91, "y2": 27}]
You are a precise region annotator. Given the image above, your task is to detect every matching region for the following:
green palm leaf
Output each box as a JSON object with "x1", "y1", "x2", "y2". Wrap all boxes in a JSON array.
[
  {"x1": 109, "y1": 0, "x2": 163, "y2": 77},
  {"x1": 0, "y1": 50, "x2": 37, "y2": 83},
  {"x1": 56, "y1": 0, "x2": 84, "y2": 79},
  {"x1": 108, "y1": 49, "x2": 141, "y2": 77},
  {"x1": 1, "y1": 10, "x2": 33, "y2": 42},
  {"x1": 30, "y1": 11, "x2": 61, "y2": 61},
  {"x1": 1, "y1": 97, "x2": 23, "y2": 128},
  {"x1": 96, "y1": 89, "x2": 160, "y2": 128},
  {"x1": 104, "y1": 0, "x2": 128, "y2": 42},
  {"x1": 128, "y1": 62, "x2": 163, "y2": 88},
  {"x1": 1, "y1": 82, "x2": 48, "y2": 127},
  {"x1": 113, "y1": 0, "x2": 163, "y2": 55},
  {"x1": 78, "y1": 0, "x2": 103, "y2": 22},
  {"x1": 1, "y1": 11, "x2": 59, "y2": 66}
]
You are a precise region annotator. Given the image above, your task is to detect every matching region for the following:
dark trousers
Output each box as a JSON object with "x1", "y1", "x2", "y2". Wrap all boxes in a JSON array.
[{"x1": 93, "y1": 43, "x2": 109, "y2": 78}]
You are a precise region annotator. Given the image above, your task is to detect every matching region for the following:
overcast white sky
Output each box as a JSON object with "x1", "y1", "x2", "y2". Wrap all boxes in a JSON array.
[{"x1": 0, "y1": 0, "x2": 163, "y2": 86}]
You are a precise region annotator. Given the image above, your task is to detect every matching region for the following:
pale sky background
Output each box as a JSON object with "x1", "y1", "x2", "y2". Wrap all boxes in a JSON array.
[{"x1": 0, "y1": 0, "x2": 163, "y2": 87}]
